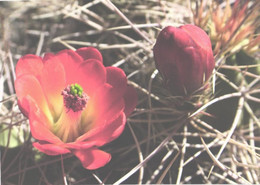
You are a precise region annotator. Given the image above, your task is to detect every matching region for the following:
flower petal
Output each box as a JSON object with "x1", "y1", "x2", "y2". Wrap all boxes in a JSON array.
[
  {"x1": 15, "y1": 75, "x2": 52, "y2": 120},
  {"x1": 106, "y1": 66, "x2": 127, "y2": 98},
  {"x1": 171, "y1": 26, "x2": 195, "y2": 49},
  {"x1": 79, "y1": 84, "x2": 124, "y2": 137},
  {"x1": 42, "y1": 52, "x2": 55, "y2": 62},
  {"x1": 41, "y1": 58, "x2": 66, "y2": 117},
  {"x1": 15, "y1": 54, "x2": 43, "y2": 79},
  {"x1": 73, "y1": 148, "x2": 111, "y2": 170},
  {"x1": 77, "y1": 113, "x2": 126, "y2": 146},
  {"x1": 123, "y1": 85, "x2": 137, "y2": 116},
  {"x1": 76, "y1": 47, "x2": 103, "y2": 62},
  {"x1": 25, "y1": 97, "x2": 63, "y2": 144},
  {"x1": 17, "y1": 99, "x2": 30, "y2": 117},
  {"x1": 181, "y1": 24, "x2": 212, "y2": 50},
  {"x1": 49, "y1": 50, "x2": 84, "y2": 85},
  {"x1": 64, "y1": 141, "x2": 94, "y2": 150},
  {"x1": 33, "y1": 142, "x2": 70, "y2": 155},
  {"x1": 98, "y1": 84, "x2": 125, "y2": 116},
  {"x1": 75, "y1": 59, "x2": 106, "y2": 96},
  {"x1": 91, "y1": 84, "x2": 124, "y2": 125}
]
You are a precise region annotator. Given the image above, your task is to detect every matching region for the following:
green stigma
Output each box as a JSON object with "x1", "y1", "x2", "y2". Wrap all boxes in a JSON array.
[{"x1": 70, "y1": 83, "x2": 83, "y2": 97}]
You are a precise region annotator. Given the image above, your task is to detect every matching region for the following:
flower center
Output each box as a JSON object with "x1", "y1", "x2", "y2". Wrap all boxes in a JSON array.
[
  {"x1": 53, "y1": 84, "x2": 89, "y2": 143},
  {"x1": 62, "y1": 83, "x2": 89, "y2": 112}
]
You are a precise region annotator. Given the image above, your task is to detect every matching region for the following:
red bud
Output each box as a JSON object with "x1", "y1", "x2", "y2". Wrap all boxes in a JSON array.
[{"x1": 153, "y1": 24, "x2": 215, "y2": 96}]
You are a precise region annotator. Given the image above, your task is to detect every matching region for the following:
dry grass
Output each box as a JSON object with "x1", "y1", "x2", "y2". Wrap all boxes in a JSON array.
[{"x1": 0, "y1": 0, "x2": 259, "y2": 184}]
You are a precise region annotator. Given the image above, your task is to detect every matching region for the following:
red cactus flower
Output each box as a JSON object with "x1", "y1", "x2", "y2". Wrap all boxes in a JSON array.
[
  {"x1": 15, "y1": 47, "x2": 137, "y2": 170},
  {"x1": 153, "y1": 24, "x2": 215, "y2": 97}
]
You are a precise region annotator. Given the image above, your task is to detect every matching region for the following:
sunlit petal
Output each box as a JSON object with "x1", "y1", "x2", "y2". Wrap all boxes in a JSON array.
[
  {"x1": 75, "y1": 59, "x2": 106, "y2": 96},
  {"x1": 16, "y1": 54, "x2": 43, "y2": 79},
  {"x1": 41, "y1": 59, "x2": 66, "y2": 118},
  {"x1": 15, "y1": 75, "x2": 53, "y2": 121}
]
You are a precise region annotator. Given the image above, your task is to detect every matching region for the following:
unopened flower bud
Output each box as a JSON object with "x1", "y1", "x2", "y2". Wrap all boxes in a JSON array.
[{"x1": 153, "y1": 24, "x2": 215, "y2": 97}]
